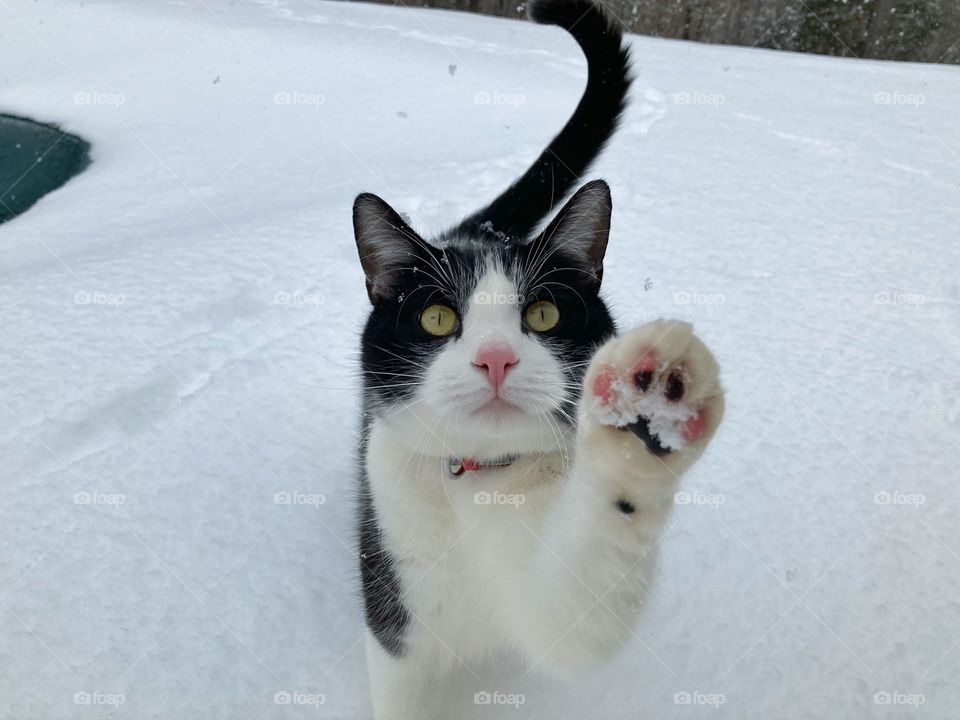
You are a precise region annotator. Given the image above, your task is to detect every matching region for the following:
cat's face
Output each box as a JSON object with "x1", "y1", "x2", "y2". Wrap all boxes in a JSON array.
[{"x1": 355, "y1": 181, "x2": 616, "y2": 462}]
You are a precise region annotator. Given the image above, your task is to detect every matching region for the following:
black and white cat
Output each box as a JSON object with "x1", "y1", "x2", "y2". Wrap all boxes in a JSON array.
[{"x1": 351, "y1": 1, "x2": 724, "y2": 716}]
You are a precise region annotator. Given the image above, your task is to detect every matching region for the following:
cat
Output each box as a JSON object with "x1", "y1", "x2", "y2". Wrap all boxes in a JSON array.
[{"x1": 351, "y1": 0, "x2": 724, "y2": 717}]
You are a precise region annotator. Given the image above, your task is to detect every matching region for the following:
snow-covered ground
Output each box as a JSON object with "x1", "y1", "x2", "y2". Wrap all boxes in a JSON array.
[{"x1": 2, "y1": 0, "x2": 959, "y2": 717}]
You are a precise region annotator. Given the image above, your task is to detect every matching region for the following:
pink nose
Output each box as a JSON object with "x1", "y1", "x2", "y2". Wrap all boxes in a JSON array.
[{"x1": 473, "y1": 343, "x2": 518, "y2": 391}]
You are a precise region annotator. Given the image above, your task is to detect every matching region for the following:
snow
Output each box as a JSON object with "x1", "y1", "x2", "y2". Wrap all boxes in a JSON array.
[
  {"x1": 591, "y1": 375, "x2": 698, "y2": 450},
  {"x1": 2, "y1": 0, "x2": 959, "y2": 717}
]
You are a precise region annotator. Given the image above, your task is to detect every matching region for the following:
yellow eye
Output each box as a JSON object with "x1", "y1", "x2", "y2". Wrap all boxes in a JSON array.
[
  {"x1": 524, "y1": 300, "x2": 560, "y2": 332},
  {"x1": 419, "y1": 304, "x2": 458, "y2": 337}
]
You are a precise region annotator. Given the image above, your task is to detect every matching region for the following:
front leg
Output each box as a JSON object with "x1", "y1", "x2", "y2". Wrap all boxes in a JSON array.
[{"x1": 509, "y1": 320, "x2": 724, "y2": 675}]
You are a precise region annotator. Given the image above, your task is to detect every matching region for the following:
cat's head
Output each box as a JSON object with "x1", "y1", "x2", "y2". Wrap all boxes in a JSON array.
[{"x1": 353, "y1": 180, "x2": 616, "y2": 462}]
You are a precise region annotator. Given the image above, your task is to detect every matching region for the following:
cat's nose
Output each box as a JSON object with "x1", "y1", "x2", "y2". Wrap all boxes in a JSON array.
[{"x1": 473, "y1": 343, "x2": 518, "y2": 391}]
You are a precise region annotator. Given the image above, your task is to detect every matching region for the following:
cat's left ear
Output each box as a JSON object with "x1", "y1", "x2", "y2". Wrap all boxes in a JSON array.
[
  {"x1": 353, "y1": 193, "x2": 425, "y2": 304},
  {"x1": 532, "y1": 179, "x2": 611, "y2": 286}
]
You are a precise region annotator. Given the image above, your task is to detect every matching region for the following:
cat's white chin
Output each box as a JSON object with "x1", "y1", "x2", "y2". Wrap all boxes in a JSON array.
[
  {"x1": 472, "y1": 397, "x2": 521, "y2": 416},
  {"x1": 380, "y1": 403, "x2": 568, "y2": 460}
]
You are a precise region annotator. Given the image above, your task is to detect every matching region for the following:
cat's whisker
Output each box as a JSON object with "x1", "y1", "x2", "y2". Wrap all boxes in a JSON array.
[
  {"x1": 368, "y1": 345, "x2": 432, "y2": 370},
  {"x1": 536, "y1": 406, "x2": 567, "y2": 459}
]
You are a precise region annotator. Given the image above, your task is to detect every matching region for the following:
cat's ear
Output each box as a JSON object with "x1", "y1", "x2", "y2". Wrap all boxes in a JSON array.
[
  {"x1": 353, "y1": 193, "x2": 424, "y2": 304},
  {"x1": 533, "y1": 179, "x2": 611, "y2": 286}
]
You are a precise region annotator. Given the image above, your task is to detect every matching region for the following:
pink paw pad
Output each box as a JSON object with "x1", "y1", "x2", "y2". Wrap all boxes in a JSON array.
[
  {"x1": 681, "y1": 410, "x2": 706, "y2": 442},
  {"x1": 591, "y1": 368, "x2": 615, "y2": 405}
]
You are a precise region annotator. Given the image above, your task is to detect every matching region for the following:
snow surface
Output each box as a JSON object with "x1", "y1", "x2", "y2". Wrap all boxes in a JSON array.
[{"x1": 2, "y1": 0, "x2": 959, "y2": 718}]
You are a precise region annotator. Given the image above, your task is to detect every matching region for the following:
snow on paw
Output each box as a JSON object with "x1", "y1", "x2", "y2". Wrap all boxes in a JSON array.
[{"x1": 585, "y1": 320, "x2": 723, "y2": 458}]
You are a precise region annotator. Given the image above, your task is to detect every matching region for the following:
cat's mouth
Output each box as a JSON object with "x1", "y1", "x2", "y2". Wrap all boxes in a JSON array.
[
  {"x1": 473, "y1": 397, "x2": 521, "y2": 415},
  {"x1": 445, "y1": 454, "x2": 520, "y2": 478}
]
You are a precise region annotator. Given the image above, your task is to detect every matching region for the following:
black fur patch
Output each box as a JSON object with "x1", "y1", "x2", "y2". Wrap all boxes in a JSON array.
[
  {"x1": 625, "y1": 417, "x2": 672, "y2": 457},
  {"x1": 616, "y1": 499, "x2": 636, "y2": 515},
  {"x1": 357, "y1": 459, "x2": 410, "y2": 656}
]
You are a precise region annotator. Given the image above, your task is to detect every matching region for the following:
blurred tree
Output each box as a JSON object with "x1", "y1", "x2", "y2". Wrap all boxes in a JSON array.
[
  {"x1": 796, "y1": 0, "x2": 865, "y2": 56},
  {"x1": 880, "y1": 1, "x2": 943, "y2": 60},
  {"x1": 370, "y1": 0, "x2": 958, "y2": 64}
]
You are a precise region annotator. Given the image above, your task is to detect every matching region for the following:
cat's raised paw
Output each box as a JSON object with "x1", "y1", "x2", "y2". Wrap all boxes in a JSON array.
[{"x1": 585, "y1": 320, "x2": 723, "y2": 457}]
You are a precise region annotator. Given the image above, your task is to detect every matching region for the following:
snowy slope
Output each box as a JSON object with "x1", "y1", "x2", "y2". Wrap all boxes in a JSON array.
[{"x1": 2, "y1": 0, "x2": 959, "y2": 718}]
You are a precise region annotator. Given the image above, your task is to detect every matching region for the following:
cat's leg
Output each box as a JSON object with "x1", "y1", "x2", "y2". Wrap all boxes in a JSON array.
[
  {"x1": 365, "y1": 631, "x2": 438, "y2": 720},
  {"x1": 508, "y1": 319, "x2": 724, "y2": 675}
]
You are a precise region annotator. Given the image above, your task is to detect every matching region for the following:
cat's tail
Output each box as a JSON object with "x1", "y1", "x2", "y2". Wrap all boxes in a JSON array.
[{"x1": 454, "y1": 0, "x2": 631, "y2": 241}]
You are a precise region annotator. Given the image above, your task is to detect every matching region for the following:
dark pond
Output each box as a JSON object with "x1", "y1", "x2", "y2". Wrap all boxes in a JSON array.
[{"x1": 0, "y1": 114, "x2": 91, "y2": 225}]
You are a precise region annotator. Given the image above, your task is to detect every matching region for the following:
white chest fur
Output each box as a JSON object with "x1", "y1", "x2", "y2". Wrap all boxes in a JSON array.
[{"x1": 366, "y1": 420, "x2": 568, "y2": 662}]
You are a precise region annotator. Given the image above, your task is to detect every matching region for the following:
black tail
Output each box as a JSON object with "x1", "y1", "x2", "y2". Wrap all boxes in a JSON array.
[{"x1": 454, "y1": 0, "x2": 631, "y2": 241}]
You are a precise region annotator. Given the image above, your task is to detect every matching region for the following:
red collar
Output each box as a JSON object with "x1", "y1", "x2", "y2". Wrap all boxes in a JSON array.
[{"x1": 448, "y1": 456, "x2": 517, "y2": 477}]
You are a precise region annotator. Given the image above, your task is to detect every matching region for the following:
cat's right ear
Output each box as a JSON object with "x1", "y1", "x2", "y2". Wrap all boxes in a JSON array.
[
  {"x1": 529, "y1": 179, "x2": 612, "y2": 287},
  {"x1": 353, "y1": 193, "x2": 423, "y2": 305}
]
